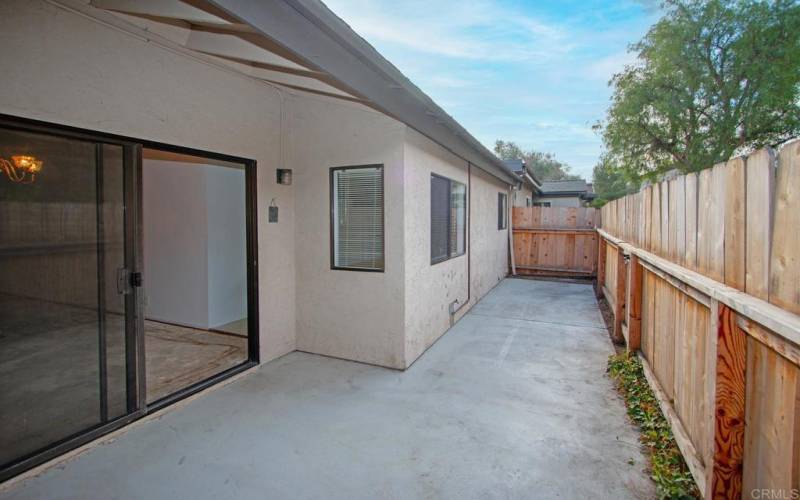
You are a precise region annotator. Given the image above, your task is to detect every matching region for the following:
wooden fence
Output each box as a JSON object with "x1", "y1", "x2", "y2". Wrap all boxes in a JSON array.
[
  {"x1": 512, "y1": 206, "x2": 598, "y2": 277},
  {"x1": 598, "y1": 140, "x2": 800, "y2": 498}
]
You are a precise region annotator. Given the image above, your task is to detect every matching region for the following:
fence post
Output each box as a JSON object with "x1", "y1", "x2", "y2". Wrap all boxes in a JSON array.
[
  {"x1": 613, "y1": 247, "x2": 626, "y2": 343},
  {"x1": 626, "y1": 254, "x2": 643, "y2": 352},
  {"x1": 596, "y1": 235, "x2": 606, "y2": 299}
]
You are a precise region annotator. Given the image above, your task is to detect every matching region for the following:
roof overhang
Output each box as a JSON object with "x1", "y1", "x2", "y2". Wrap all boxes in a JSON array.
[{"x1": 204, "y1": 0, "x2": 518, "y2": 184}]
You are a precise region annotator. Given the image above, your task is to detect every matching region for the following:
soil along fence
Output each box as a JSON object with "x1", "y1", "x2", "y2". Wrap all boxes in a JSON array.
[
  {"x1": 512, "y1": 206, "x2": 598, "y2": 277},
  {"x1": 597, "y1": 141, "x2": 800, "y2": 499}
]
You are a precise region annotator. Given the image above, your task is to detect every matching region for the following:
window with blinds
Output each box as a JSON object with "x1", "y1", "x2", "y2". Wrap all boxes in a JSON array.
[
  {"x1": 498, "y1": 192, "x2": 508, "y2": 229},
  {"x1": 331, "y1": 165, "x2": 384, "y2": 271},
  {"x1": 431, "y1": 174, "x2": 466, "y2": 264}
]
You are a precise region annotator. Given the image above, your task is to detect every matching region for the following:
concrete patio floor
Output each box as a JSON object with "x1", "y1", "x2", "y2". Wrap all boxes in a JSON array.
[{"x1": 1, "y1": 278, "x2": 654, "y2": 499}]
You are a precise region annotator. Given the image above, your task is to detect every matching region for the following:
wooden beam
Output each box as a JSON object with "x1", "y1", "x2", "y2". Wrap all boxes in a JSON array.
[
  {"x1": 597, "y1": 228, "x2": 800, "y2": 354},
  {"x1": 512, "y1": 228, "x2": 597, "y2": 235},
  {"x1": 709, "y1": 305, "x2": 747, "y2": 498},
  {"x1": 627, "y1": 254, "x2": 643, "y2": 352},
  {"x1": 639, "y1": 259, "x2": 712, "y2": 308}
]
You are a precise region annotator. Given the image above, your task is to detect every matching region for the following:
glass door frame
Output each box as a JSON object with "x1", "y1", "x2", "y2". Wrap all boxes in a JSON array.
[{"x1": 0, "y1": 114, "x2": 260, "y2": 482}]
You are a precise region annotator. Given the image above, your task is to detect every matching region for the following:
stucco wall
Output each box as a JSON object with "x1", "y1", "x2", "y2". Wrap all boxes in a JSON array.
[
  {"x1": 513, "y1": 185, "x2": 535, "y2": 207},
  {"x1": 289, "y1": 94, "x2": 407, "y2": 369},
  {"x1": 0, "y1": 0, "x2": 295, "y2": 362},
  {"x1": 403, "y1": 129, "x2": 510, "y2": 366}
]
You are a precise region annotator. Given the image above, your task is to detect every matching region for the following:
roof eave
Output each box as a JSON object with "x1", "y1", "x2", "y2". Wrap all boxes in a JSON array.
[{"x1": 208, "y1": 0, "x2": 517, "y2": 184}]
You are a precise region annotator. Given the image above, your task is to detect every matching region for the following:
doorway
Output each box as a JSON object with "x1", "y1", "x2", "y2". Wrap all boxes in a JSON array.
[
  {"x1": 141, "y1": 148, "x2": 253, "y2": 404},
  {"x1": 0, "y1": 116, "x2": 259, "y2": 481}
]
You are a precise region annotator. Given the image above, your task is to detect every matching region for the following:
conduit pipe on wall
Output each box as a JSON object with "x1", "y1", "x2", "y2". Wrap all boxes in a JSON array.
[
  {"x1": 508, "y1": 185, "x2": 517, "y2": 276},
  {"x1": 449, "y1": 162, "x2": 472, "y2": 324}
]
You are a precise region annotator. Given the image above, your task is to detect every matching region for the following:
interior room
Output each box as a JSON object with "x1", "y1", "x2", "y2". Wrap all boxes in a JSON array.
[{"x1": 141, "y1": 148, "x2": 250, "y2": 403}]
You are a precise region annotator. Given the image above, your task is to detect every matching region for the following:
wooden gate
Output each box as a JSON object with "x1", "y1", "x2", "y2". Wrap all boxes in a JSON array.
[{"x1": 512, "y1": 207, "x2": 598, "y2": 278}]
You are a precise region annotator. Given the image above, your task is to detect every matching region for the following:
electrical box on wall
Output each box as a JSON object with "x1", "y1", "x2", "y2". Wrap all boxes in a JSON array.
[
  {"x1": 276, "y1": 168, "x2": 292, "y2": 185},
  {"x1": 268, "y1": 205, "x2": 278, "y2": 223}
]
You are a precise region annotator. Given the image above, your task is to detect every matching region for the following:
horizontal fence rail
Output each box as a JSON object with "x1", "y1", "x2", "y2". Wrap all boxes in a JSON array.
[
  {"x1": 597, "y1": 140, "x2": 800, "y2": 499},
  {"x1": 512, "y1": 206, "x2": 598, "y2": 278}
]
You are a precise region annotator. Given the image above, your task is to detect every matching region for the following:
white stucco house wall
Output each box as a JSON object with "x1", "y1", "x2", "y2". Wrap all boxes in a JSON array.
[{"x1": 0, "y1": 0, "x2": 519, "y2": 478}]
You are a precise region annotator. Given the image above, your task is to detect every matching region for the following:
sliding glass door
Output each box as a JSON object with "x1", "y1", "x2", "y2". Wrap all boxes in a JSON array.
[
  {"x1": 0, "y1": 124, "x2": 138, "y2": 474},
  {"x1": 0, "y1": 115, "x2": 258, "y2": 481}
]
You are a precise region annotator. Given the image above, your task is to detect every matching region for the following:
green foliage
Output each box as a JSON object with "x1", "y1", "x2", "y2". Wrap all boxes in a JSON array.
[
  {"x1": 591, "y1": 154, "x2": 641, "y2": 207},
  {"x1": 607, "y1": 353, "x2": 700, "y2": 499},
  {"x1": 597, "y1": 0, "x2": 800, "y2": 180},
  {"x1": 494, "y1": 140, "x2": 581, "y2": 181}
]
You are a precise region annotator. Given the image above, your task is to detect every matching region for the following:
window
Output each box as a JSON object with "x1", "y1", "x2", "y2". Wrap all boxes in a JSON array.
[
  {"x1": 526, "y1": 197, "x2": 532, "y2": 207},
  {"x1": 331, "y1": 165, "x2": 384, "y2": 271},
  {"x1": 431, "y1": 174, "x2": 466, "y2": 264},
  {"x1": 533, "y1": 201, "x2": 551, "y2": 207},
  {"x1": 498, "y1": 192, "x2": 508, "y2": 229}
]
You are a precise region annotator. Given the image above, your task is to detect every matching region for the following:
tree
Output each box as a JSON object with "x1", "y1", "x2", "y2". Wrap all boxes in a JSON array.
[
  {"x1": 597, "y1": 0, "x2": 800, "y2": 180},
  {"x1": 494, "y1": 140, "x2": 581, "y2": 181},
  {"x1": 590, "y1": 155, "x2": 640, "y2": 207}
]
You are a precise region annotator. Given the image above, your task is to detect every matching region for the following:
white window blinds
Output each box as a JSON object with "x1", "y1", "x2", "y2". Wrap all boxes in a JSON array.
[{"x1": 331, "y1": 166, "x2": 384, "y2": 271}]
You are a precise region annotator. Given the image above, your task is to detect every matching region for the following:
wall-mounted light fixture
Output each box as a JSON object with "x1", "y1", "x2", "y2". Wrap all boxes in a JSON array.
[
  {"x1": 1, "y1": 155, "x2": 42, "y2": 184},
  {"x1": 276, "y1": 168, "x2": 292, "y2": 185}
]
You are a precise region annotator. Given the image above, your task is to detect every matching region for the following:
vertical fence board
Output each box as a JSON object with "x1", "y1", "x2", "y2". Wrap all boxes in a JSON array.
[
  {"x1": 770, "y1": 143, "x2": 800, "y2": 315},
  {"x1": 724, "y1": 158, "x2": 746, "y2": 291},
  {"x1": 661, "y1": 181, "x2": 670, "y2": 257},
  {"x1": 743, "y1": 334, "x2": 799, "y2": 492},
  {"x1": 685, "y1": 173, "x2": 698, "y2": 270},
  {"x1": 745, "y1": 149, "x2": 775, "y2": 301}
]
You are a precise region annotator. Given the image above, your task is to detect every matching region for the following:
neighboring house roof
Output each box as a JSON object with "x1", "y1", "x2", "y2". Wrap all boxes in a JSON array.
[
  {"x1": 540, "y1": 180, "x2": 588, "y2": 193},
  {"x1": 539, "y1": 179, "x2": 595, "y2": 199},
  {"x1": 205, "y1": 0, "x2": 519, "y2": 185}
]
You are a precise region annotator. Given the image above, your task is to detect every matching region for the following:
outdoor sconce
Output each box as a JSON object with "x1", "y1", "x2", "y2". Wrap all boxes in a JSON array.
[
  {"x1": 277, "y1": 168, "x2": 292, "y2": 185},
  {"x1": 1, "y1": 155, "x2": 42, "y2": 184}
]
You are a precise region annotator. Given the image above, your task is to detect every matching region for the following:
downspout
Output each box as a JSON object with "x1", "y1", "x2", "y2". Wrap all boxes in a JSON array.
[
  {"x1": 449, "y1": 162, "x2": 472, "y2": 323},
  {"x1": 509, "y1": 185, "x2": 517, "y2": 276}
]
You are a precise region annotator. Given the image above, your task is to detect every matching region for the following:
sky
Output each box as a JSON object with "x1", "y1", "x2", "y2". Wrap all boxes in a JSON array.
[{"x1": 323, "y1": 0, "x2": 662, "y2": 180}]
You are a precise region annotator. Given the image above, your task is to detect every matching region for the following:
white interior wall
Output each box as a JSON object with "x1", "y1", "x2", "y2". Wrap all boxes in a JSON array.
[
  {"x1": 206, "y1": 166, "x2": 247, "y2": 328},
  {"x1": 403, "y1": 129, "x2": 510, "y2": 366},
  {"x1": 142, "y1": 160, "x2": 247, "y2": 329},
  {"x1": 143, "y1": 160, "x2": 210, "y2": 328},
  {"x1": 0, "y1": 0, "x2": 295, "y2": 361},
  {"x1": 289, "y1": 94, "x2": 407, "y2": 369}
]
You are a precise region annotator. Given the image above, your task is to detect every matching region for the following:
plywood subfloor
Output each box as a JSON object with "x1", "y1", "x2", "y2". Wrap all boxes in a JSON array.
[{"x1": 145, "y1": 321, "x2": 247, "y2": 403}]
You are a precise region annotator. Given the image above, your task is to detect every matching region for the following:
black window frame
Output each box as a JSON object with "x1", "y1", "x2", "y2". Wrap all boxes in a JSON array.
[
  {"x1": 0, "y1": 112, "x2": 260, "y2": 482},
  {"x1": 329, "y1": 164, "x2": 385, "y2": 273},
  {"x1": 430, "y1": 173, "x2": 467, "y2": 265},
  {"x1": 498, "y1": 192, "x2": 508, "y2": 230}
]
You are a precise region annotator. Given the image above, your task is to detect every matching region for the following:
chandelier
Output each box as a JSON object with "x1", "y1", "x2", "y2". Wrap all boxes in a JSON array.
[{"x1": 1, "y1": 155, "x2": 42, "y2": 183}]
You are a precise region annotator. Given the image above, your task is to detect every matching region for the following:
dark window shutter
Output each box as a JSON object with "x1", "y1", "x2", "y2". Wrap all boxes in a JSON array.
[{"x1": 431, "y1": 175, "x2": 449, "y2": 262}]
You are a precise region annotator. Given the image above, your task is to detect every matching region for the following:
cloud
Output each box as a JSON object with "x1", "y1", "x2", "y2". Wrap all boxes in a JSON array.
[
  {"x1": 324, "y1": 0, "x2": 572, "y2": 62},
  {"x1": 322, "y1": 0, "x2": 658, "y2": 179},
  {"x1": 584, "y1": 50, "x2": 639, "y2": 82}
]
